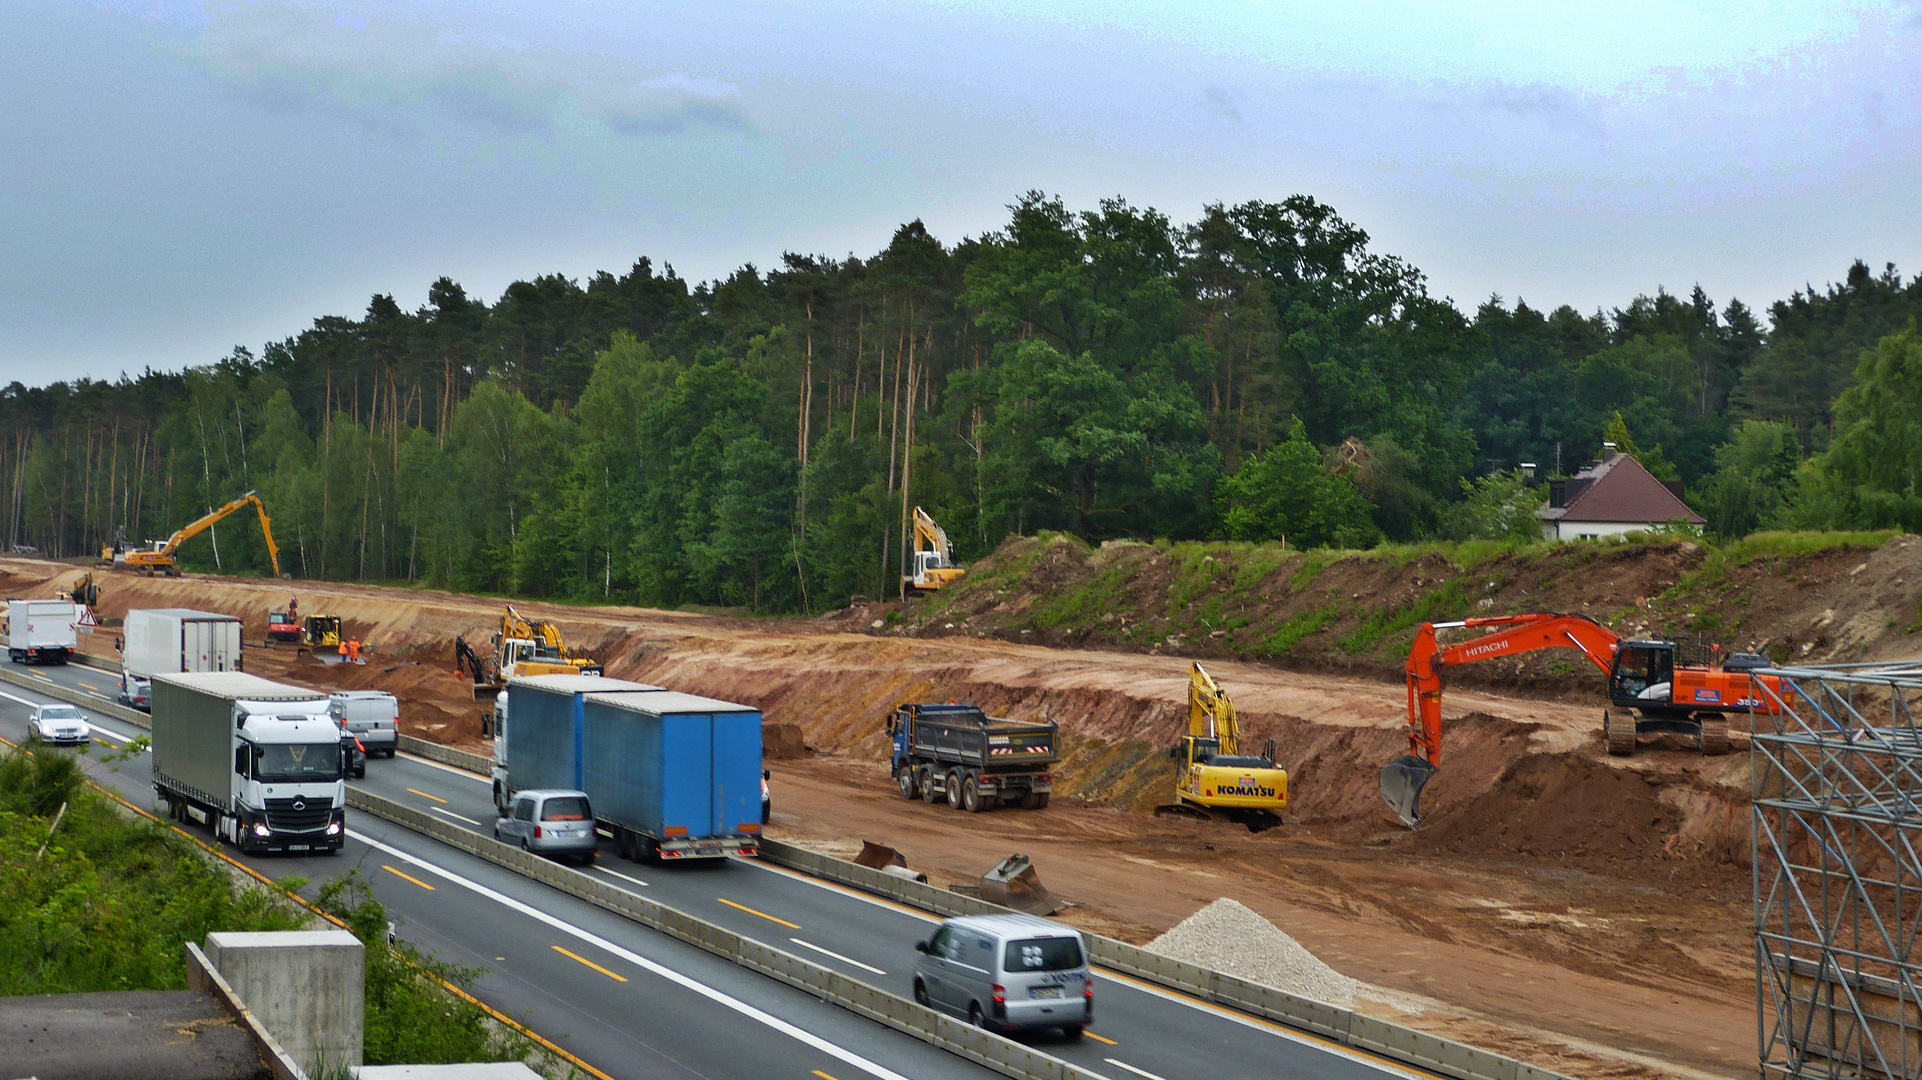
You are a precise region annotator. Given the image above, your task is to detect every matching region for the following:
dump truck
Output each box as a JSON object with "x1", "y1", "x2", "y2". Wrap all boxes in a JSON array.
[
  {"x1": 490, "y1": 674, "x2": 765, "y2": 862},
  {"x1": 888, "y1": 703, "x2": 1058, "y2": 813},
  {"x1": 7, "y1": 598, "x2": 81, "y2": 665},
  {"x1": 121, "y1": 608, "x2": 243, "y2": 712},
  {"x1": 150, "y1": 671, "x2": 345, "y2": 855}
]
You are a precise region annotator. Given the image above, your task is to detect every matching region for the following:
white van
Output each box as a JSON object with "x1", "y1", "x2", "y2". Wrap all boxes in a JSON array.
[
  {"x1": 912, "y1": 914, "x2": 1092, "y2": 1037},
  {"x1": 328, "y1": 690, "x2": 399, "y2": 757}
]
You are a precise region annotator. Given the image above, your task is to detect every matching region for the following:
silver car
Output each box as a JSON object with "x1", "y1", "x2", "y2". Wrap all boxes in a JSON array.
[
  {"x1": 494, "y1": 789, "x2": 598, "y2": 864},
  {"x1": 27, "y1": 703, "x2": 91, "y2": 746},
  {"x1": 913, "y1": 914, "x2": 1092, "y2": 1037}
]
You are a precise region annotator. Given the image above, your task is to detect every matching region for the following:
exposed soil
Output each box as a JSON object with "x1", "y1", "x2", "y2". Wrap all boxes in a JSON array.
[{"x1": 7, "y1": 537, "x2": 1913, "y2": 1079}]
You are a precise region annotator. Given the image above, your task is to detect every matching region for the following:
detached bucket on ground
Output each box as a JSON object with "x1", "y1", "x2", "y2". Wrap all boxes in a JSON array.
[{"x1": 979, "y1": 854, "x2": 1068, "y2": 915}]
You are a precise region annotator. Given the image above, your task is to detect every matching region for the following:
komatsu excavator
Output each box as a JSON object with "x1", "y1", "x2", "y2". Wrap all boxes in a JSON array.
[
  {"x1": 901, "y1": 506, "x2": 966, "y2": 598},
  {"x1": 1381, "y1": 613, "x2": 1785, "y2": 827},
  {"x1": 99, "y1": 490, "x2": 285, "y2": 579},
  {"x1": 1154, "y1": 662, "x2": 1288, "y2": 832},
  {"x1": 465, "y1": 604, "x2": 602, "y2": 697}
]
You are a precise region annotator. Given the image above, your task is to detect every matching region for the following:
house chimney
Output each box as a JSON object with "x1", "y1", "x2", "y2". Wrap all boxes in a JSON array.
[
  {"x1": 1601, "y1": 441, "x2": 1618, "y2": 459},
  {"x1": 1520, "y1": 462, "x2": 1537, "y2": 481}
]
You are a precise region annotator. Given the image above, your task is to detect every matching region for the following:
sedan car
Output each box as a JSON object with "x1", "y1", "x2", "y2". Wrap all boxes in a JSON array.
[
  {"x1": 494, "y1": 789, "x2": 598, "y2": 864},
  {"x1": 28, "y1": 703, "x2": 91, "y2": 745}
]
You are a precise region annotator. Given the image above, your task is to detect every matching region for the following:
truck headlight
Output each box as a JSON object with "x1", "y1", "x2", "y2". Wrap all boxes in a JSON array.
[
  {"x1": 326, "y1": 821, "x2": 342, "y2": 836},
  {"x1": 253, "y1": 823, "x2": 272, "y2": 837}
]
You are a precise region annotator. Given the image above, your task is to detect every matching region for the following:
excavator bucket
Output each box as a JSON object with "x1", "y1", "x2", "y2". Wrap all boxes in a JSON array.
[
  {"x1": 978, "y1": 854, "x2": 1067, "y2": 916},
  {"x1": 854, "y1": 841, "x2": 908, "y2": 871},
  {"x1": 1380, "y1": 755, "x2": 1437, "y2": 828}
]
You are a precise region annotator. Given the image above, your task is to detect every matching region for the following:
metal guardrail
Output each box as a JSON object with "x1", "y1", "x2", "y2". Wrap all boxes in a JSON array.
[
  {"x1": 757, "y1": 840, "x2": 1572, "y2": 1080},
  {"x1": 346, "y1": 788, "x2": 1104, "y2": 1080}
]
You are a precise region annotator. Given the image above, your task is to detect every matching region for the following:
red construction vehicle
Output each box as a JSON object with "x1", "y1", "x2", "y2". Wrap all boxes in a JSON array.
[
  {"x1": 1380, "y1": 613, "x2": 1785, "y2": 827},
  {"x1": 266, "y1": 598, "x2": 301, "y2": 644}
]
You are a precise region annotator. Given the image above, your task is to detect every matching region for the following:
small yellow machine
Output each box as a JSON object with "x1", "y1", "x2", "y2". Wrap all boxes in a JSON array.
[{"x1": 1154, "y1": 662, "x2": 1289, "y2": 832}]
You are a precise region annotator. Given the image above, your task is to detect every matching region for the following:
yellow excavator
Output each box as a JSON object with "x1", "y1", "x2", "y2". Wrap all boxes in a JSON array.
[
  {"x1": 901, "y1": 506, "x2": 966, "y2": 598},
  {"x1": 463, "y1": 604, "x2": 602, "y2": 697},
  {"x1": 1154, "y1": 663, "x2": 1289, "y2": 832},
  {"x1": 99, "y1": 490, "x2": 284, "y2": 579}
]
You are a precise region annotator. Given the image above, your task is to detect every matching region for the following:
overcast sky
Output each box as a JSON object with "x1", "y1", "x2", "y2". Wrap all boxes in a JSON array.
[{"x1": 4, "y1": 1, "x2": 1920, "y2": 383}]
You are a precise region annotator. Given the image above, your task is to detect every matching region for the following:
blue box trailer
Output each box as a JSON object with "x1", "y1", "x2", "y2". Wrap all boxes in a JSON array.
[{"x1": 493, "y1": 673, "x2": 764, "y2": 862}]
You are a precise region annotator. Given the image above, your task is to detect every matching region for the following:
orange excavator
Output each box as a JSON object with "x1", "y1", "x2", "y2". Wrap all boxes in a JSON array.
[{"x1": 1380, "y1": 613, "x2": 1785, "y2": 827}]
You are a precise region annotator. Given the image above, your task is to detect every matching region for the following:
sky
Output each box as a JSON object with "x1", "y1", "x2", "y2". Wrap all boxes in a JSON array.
[{"x1": 3, "y1": 0, "x2": 1920, "y2": 383}]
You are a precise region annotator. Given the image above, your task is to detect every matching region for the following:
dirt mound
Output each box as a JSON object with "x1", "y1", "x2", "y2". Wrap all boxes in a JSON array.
[
  {"x1": 1148, "y1": 897, "x2": 1362, "y2": 1007},
  {"x1": 763, "y1": 722, "x2": 808, "y2": 760}
]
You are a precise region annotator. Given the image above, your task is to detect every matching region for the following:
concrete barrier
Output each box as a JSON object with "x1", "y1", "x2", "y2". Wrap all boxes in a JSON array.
[
  {"x1": 0, "y1": 662, "x2": 151, "y2": 728},
  {"x1": 185, "y1": 941, "x2": 308, "y2": 1080},
  {"x1": 398, "y1": 734, "x2": 492, "y2": 774},
  {"x1": 203, "y1": 930, "x2": 365, "y2": 1072},
  {"x1": 346, "y1": 788, "x2": 1106, "y2": 1080}
]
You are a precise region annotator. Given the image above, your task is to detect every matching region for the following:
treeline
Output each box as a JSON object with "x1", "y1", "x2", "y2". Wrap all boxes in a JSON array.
[{"x1": 3, "y1": 193, "x2": 1920, "y2": 612}]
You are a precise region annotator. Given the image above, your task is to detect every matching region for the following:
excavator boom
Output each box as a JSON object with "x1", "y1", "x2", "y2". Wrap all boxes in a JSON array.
[{"x1": 120, "y1": 491, "x2": 283, "y2": 578}]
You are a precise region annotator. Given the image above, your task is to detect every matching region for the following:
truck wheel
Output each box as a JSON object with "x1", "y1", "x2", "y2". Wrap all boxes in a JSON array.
[
  {"x1": 946, "y1": 770, "x2": 965, "y2": 809},
  {"x1": 962, "y1": 776, "x2": 985, "y2": 813},
  {"x1": 920, "y1": 767, "x2": 939, "y2": 804},
  {"x1": 898, "y1": 767, "x2": 920, "y2": 801},
  {"x1": 1024, "y1": 792, "x2": 1051, "y2": 810}
]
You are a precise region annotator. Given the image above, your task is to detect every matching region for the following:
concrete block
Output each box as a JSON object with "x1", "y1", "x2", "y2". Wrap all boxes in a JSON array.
[{"x1": 205, "y1": 930, "x2": 364, "y2": 1072}]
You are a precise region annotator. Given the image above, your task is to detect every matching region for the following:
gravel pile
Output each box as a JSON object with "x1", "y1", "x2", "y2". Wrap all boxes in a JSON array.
[{"x1": 1146, "y1": 898, "x2": 1360, "y2": 1008}]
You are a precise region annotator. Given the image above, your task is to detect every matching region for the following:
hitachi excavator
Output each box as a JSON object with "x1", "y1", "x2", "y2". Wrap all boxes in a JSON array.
[
  {"x1": 1380, "y1": 613, "x2": 1786, "y2": 827},
  {"x1": 1154, "y1": 662, "x2": 1289, "y2": 832},
  {"x1": 464, "y1": 604, "x2": 602, "y2": 698},
  {"x1": 901, "y1": 506, "x2": 966, "y2": 598},
  {"x1": 98, "y1": 490, "x2": 285, "y2": 579}
]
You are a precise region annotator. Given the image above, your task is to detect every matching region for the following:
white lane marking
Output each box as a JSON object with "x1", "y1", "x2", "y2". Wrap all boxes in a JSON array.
[
  {"x1": 746, "y1": 861, "x2": 1424, "y2": 1078},
  {"x1": 595, "y1": 866, "x2": 650, "y2": 889},
  {"x1": 595, "y1": 827, "x2": 614, "y2": 838},
  {"x1": 348, "y1": 830, "x2": 913, "y2": 1080},
  {"x1": 428, "y1": 805, "x2": 482, "y2": 826},
  {"x1": 398, "y1": 751, "x2": 489, "y2": 779},
  {"x1": 1106, "y1": 1059, "x2": 1168, "y2": 1080},
  {"x1": 0, "y1": 688, "x2": 48, "y2": 709},
  {"x1": 0, "y1": 687, "x2": 140, "y2": 746},
  {"x1": 789, "y1": 937, "x2": 886, "y2": 976}
]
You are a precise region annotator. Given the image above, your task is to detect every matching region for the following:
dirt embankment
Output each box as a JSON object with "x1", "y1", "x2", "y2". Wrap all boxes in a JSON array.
[{"x1": 5, "y1": 537, "x2": 1916, "y2": 1078}]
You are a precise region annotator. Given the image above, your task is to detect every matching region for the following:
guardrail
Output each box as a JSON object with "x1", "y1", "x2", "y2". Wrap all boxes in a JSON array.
[
  {"x1": 345, "y1": 788, "x2": 1104, "y2": 1080},
  {"x1": 759, "y1": 839, "x2": 1571, "y2": 1080},
  {"x1": 0, "y1": 663, "x2": 152, "y2": 728}
]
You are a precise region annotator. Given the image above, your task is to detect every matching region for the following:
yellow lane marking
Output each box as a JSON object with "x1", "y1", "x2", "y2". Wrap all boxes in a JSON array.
[
  {"x1": 812, "y1": 1072, "x2": 840, "y2": 1080},
  {"x1": 552, "y1": 945, "x2": 629, "y2": 982},
  {"x1": 76, "y1": 681, "x2": 98, "y2": 691},
  {"x1": 717, "y1": 897, "x2": 801, "y2": 929},
  {"x1": 406, "y1": 787, "x2": 448, "y2": 804},
  {"x1": 1084, "y1": 1031, "x2": 1118, "y2": 1045},
  {"x1": 381, "y1": 864, "x2": 436, "y2": 891}
]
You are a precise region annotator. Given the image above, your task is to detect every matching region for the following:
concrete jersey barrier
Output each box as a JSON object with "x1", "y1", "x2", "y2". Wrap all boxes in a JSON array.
[{"x1": 345, "y1": 787, "x2": 1105, "y2": 1080}]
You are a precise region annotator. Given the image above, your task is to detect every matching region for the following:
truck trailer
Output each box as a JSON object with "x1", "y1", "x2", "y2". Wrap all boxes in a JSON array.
[
  {"x1": 7, "y1": 598, "x2": 80, "y2": 665},
  {"x1": 491, "y1": 674, "x2": 765, "y2": 862},
  {"x1": 121, "y1": 608, "x2": 243, "y2": 711},
  {"x1": 150, "y1": 672, "x2": 345, "y2": 855},
  {"x1": 888, "y1": 703, "x2": 1059, "y2": 812}
]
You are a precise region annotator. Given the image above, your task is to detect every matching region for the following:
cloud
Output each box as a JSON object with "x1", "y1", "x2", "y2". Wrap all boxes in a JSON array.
[{"x1": 605, "y1": 101, "x2": 753, "y2": 138}]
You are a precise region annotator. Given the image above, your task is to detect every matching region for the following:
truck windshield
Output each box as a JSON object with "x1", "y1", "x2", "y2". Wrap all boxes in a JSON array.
[
  {"x1": 541, "y1": 796, "x2": 592, "y2": 821},
  {"x1": 252, "y1": 743, "x2": 343, "y2": 783},
  {"x1": 1004, "y1": 937, "x2": 1083, "y2": 972}
]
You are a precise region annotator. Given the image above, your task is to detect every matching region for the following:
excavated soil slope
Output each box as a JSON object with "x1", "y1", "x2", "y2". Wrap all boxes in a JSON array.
[{"x1": 7, "y1": 537, "x2": 1917, "y2": 1079}]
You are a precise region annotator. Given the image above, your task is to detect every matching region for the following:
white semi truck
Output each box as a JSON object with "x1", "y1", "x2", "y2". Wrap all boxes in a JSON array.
[
  {"x1": 150, "y1": 672, "x2": 346, "y2": 855},
  {"x1": 7, "y1": 598, "x2": 81, "y2": 665},
  {"x1": 121, "y1": 608, "x2": 243, "y2": 711}
]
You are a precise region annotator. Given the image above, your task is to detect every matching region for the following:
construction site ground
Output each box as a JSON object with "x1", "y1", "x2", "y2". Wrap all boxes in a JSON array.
[{"x1": 16, "y1": 535, "x2": 1919, "y2": 1080}]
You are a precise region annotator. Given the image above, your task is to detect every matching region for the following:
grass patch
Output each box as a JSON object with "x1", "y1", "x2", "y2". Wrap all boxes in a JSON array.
[
  {"x1": 1715, "y1": 530, "x2": 1898, "y2": 566},
  {"x1": 1338, "y1": 580, "x2": 1469, "y2": 656},
  {"x1": 1230, "y1": 546, "x2": 1293, "y2": 593},
  {"x1": 1261, "y1": 606, "x2": 1341, "y2": 656},
  {"x1": 1035, "y1": 560, "x2": 1134, "y2": 629},
  {"x1": 1166, "y1": 544, "x2": 1229, "y2": 614},
  {"x1": 1288, "y1": 550, "x2": 1339, "y2": 591}
]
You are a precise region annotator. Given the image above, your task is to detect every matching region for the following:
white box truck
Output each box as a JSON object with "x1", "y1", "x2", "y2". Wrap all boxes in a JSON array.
[
  {"x1": 121, "y1": 608, "x2": 243, "y2": 711},
  {"x1": 150, "y1": 672, "x2": 345, "y2": 855},
  {"x1": 7, "y1": 598, "x2": 80, "y2": 665}
]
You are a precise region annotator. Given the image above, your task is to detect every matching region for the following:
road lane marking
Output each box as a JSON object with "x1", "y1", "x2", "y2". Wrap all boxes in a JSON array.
[
  {"x1": 553, "y1": 945, "x2": 629, "y2": 982},
  {"x1": 406, "y1": 787, "x2": 448, "y2": 804},
  {"x1": 718, "y1": 897, "x2": 801, "y2": 929},
  {"x1": 812, "y1": 1072, "x2": 840, "y2": 1080},
  {"x1": 396, "y1": 750, "x2": 487, "y2": 779},
  {"x1": 428, "y1": 805, "x2": 482, "y2": 826},
  {"x1": 789, "y1": 938, "x2": 885, "y2": 976},
  {"x1": 745, "y1": 861, "x2": 936, "y2": 922},
  {"x1": 1106, "y1": 1059, "x2": 1167, "y2": 1080},
  {"x1": 594, "y1": 866, "x2": 650, "y2": 888},
  {"x1": 595, "y1": 827, "x2": 613, "y2": 838},
  {"x1": 348, "y1": 830, "x2": 917, "y2": 1080},
  {"x1": 381, "y1": 864, "x2": 437, "y2": 891},
  {"x1": 76, "y1": 680, "x2": 98, "y2": 691},
  {"x1": 0, "y1": 688, "x2": 49, "y2": 709},
  {"x1": 1084, "y1": 1031, "x2": 1118, "y2": 1045}
]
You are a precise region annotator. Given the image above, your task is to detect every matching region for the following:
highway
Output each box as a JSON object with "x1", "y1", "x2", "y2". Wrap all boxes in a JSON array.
[{"x1": 4, "y1": 657, "x2": 1436, "y2": 1080}]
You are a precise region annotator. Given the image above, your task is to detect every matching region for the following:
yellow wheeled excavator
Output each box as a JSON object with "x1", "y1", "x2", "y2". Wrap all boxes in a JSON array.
[
  {"x1": 901, "y1": 506, "x2": 966, "y2": 598},
  {"x1": 99, "y1": 490, "x2": 285, "y2": 579},
  {"x1": 1154, "y1": 662, "x2": 1289, "y2": 832}
]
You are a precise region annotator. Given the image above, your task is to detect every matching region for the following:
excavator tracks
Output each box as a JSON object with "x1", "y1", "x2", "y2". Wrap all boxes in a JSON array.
[
  {"x1": 1697, "y1": 714, "x2": 1731, "y2": 756},
  {"x1": 1603, "y1": 708, "x2": 1637, "y2": 756}
]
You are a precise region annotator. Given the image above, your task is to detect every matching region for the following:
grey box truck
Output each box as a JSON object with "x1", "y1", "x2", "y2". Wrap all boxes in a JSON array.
[
  {"x1": 150, "y1": 672, "x2": 345, "y2": 855},
  {"x1": 121, "y1": 608, "x2": 243, "y2": 711}
]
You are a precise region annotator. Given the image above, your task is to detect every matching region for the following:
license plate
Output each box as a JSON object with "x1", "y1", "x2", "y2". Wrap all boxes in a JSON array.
[
  {"x1": 287, "y1": 844, "x2": 311, "y2": 851},
  {"x1": 1030, "y1": 986, "x2": 1063, "y2": 1000}
]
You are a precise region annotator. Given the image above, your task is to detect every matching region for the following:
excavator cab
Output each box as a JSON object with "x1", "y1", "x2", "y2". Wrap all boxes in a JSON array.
[{"x1": 1608, "y1": 642, "x2": 1675, "y2": 707}]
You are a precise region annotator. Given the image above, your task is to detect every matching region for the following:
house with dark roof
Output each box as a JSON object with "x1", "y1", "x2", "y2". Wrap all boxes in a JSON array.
[{"x1": 1537, "y1": 449, "x2": 1705, "y2": 541}]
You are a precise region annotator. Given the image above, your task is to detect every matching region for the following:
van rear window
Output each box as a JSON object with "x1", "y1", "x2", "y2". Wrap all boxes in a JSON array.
[
  {"x1": 1004, "y1": 937, "x2": 1082, "y2": 972},
  {"x1": 541, "y1": 797, "x2": 592, "y2": 821}
]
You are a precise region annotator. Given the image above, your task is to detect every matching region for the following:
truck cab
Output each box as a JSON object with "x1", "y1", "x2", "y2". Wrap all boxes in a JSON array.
[{"x1": 226, "y1": 706, "x2": 346, "y2": 854}]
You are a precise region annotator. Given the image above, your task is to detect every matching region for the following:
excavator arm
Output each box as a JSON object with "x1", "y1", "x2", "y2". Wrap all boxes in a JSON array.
[
  {"x1": 1187, "y1": 661, "x2": 1239, "y2": 755},
  {"x1": 1383, "y1": 613, "x2": 1622, "y2": 827},
  {"x1": 155, "y1": 491, "x2": 283, "y2": 578},
  {"x1": 911, "y1": 506, "x2": 953, "y2": 562}
]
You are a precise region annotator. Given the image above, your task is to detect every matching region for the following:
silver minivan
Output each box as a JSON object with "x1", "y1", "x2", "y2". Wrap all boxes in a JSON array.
[
  {"x1": 494, "y1": 789, "x2": 599, "y2": 865},
  {"x1": 913, "y1": 914, "x2": 1092, "y2": 1037},
  {"x1": 328, "y1": 690, "x2": 399, "y2": 757}
]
